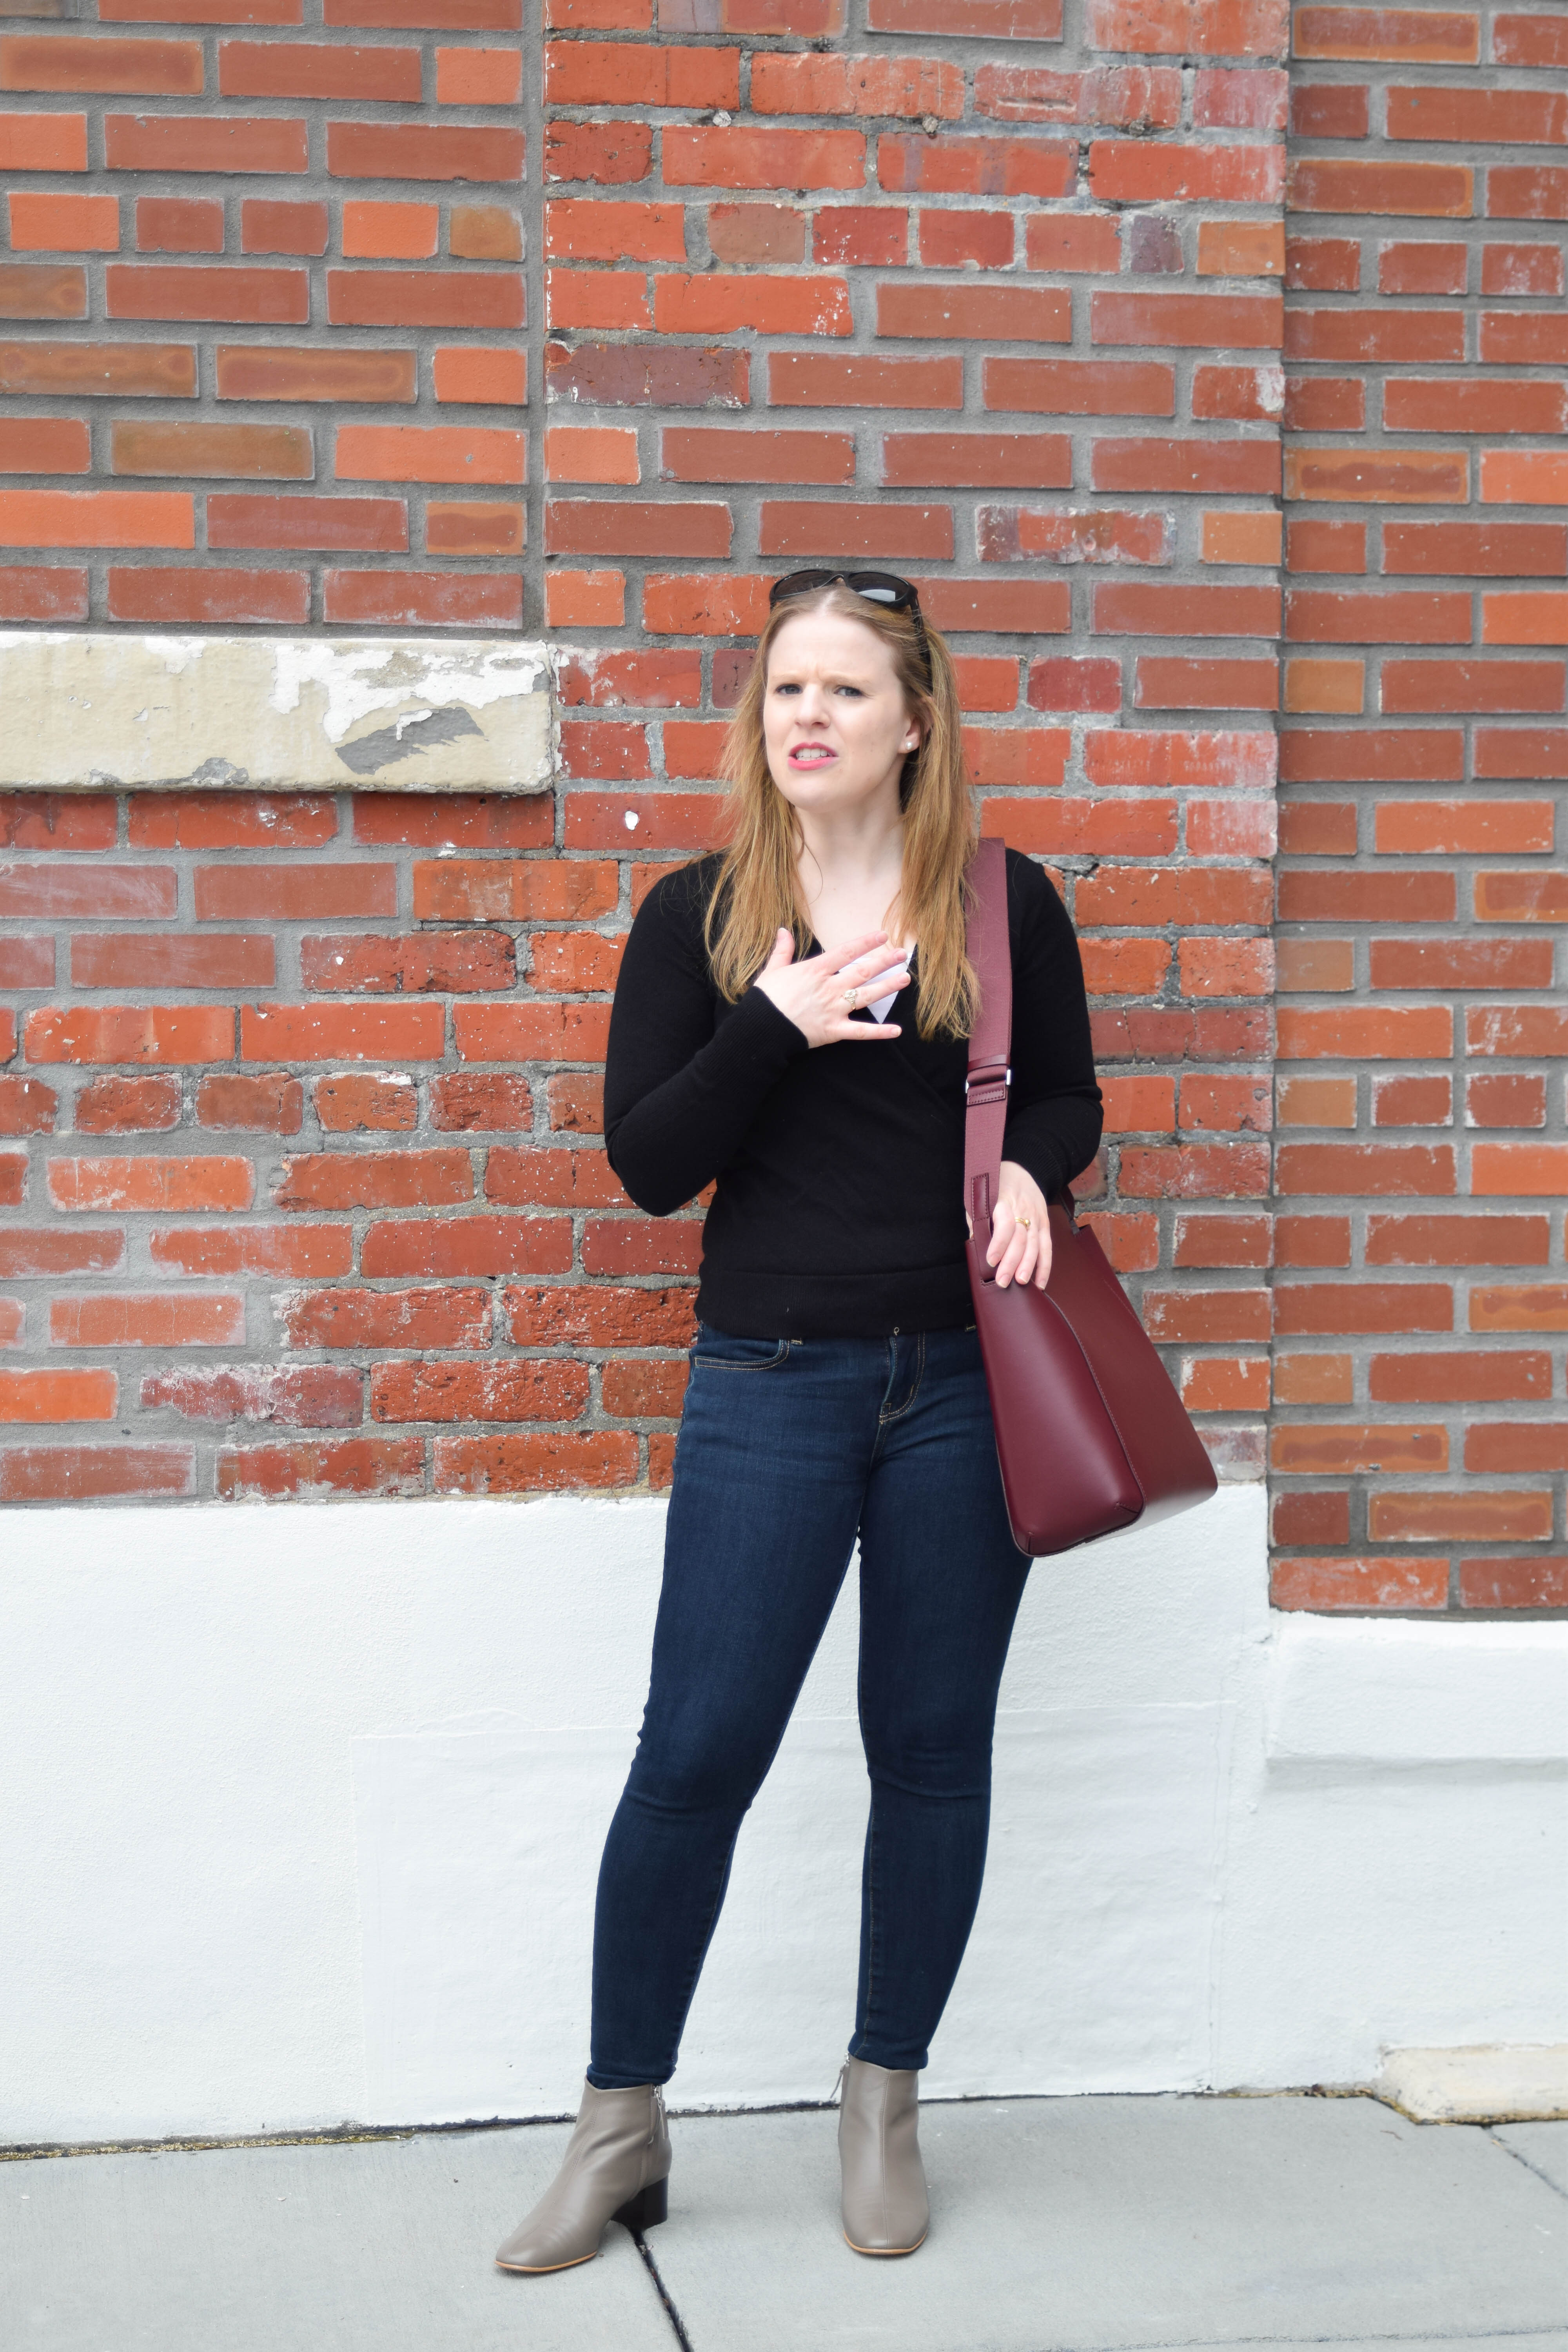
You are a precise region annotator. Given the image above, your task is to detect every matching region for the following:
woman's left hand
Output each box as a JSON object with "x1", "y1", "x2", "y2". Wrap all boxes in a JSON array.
[{"x1": 986, "y1": 1160, "x2": 1053, "y2": 1291}]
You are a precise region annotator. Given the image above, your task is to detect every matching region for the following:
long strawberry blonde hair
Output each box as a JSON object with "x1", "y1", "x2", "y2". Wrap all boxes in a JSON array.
[{"x1": 704, "y1": 584, "x2": 978, "y2": 1042}]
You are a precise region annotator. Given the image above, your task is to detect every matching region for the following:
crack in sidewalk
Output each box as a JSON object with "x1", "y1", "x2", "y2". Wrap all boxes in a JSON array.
[
  {"x1": 631, "y1": 2226, "x2": 697, "y2": 2352},
  {"x1": 1485, "y1": 2126, "x2": 1568, "y2": 2204}
]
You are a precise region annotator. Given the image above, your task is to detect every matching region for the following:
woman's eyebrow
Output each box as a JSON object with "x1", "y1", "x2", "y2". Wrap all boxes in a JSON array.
[{"x1": 770, "y1": 668, "x2": 877, "y2": 688}]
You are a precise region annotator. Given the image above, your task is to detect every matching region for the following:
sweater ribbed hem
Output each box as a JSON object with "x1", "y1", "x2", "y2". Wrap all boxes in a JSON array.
[{"x1": 695, "y1": 1261, "x2": 974, "y2": 1341}]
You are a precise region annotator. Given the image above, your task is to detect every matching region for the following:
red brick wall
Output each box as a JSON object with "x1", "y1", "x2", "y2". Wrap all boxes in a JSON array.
[
  {"x1": 0, "y1": 0, "x2": 1561, "y2": 1610},
  {"x1": 1276, "y1": 0, "x2": 1566, "y2": 1612}
]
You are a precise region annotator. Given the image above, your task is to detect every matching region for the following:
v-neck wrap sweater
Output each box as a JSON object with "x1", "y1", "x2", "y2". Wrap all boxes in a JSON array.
[{"x1": 603, "y1": 848, "x2": 1103, "y2": 1340}]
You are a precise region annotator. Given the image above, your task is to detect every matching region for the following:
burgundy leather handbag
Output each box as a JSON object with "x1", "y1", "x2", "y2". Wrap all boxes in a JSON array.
[{"x1": 963, "y1": 836, "x2": 1218, "y2": 1556}]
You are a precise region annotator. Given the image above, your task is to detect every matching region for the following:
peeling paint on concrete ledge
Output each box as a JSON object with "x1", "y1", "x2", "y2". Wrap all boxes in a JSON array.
[{"x1": 0, "y1": 636, "x2": 553, "y2": 793}]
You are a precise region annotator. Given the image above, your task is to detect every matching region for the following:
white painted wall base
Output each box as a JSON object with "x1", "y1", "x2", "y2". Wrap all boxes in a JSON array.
[{"x1": 2, "y1": 1492, "x2": 1564, "y2": 2144}]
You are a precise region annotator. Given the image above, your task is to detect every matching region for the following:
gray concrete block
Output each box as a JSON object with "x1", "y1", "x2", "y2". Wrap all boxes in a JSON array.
[
  {"x1": 1378, "y1": 2045, "x2": 1568, "y2": 2125},
  {"x1": 648, "y1": 2093, "x2": 1568, "y2": 2351},
  {"x1": 7, "y1": 2123, "x2": 672, "y2": 2351}
]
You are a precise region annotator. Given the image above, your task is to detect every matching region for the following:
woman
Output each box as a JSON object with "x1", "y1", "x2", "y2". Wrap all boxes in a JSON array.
[{"x1": 495, "y1": 570, "x2": 1102, "y2": 2274}]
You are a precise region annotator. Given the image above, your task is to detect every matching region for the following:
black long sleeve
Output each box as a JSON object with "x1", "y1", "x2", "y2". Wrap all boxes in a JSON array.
[
  {"x1": 603, "y1": 864, "x2": 809, "y2": 1216},
  {"x1": 998, "y1": 848, "x2": 1105, "y2": 1201},
  {"x1": 604, "y1": 850, "x2": 1102, "y2": 1340}
]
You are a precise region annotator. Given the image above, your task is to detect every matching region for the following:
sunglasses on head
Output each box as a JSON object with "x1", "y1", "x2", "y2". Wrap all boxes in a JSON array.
[
  {"x1": 768, "y1": 569, "x2": 932, "y2": 678},
  {"x1": 768, "y1": 568, "x2": 920, "y2": 613}
]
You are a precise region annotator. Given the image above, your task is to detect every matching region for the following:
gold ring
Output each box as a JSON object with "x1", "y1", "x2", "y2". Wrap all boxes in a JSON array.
[
  {"x1": 844, "y1": 987, "x2": 858, "y2": 1008},
  {"x1": 1017, "y1": 1215, "x2": 1031, "y2": 1228}
]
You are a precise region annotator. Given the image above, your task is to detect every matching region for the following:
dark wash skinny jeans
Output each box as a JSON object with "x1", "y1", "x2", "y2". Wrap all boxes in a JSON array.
[{"x1": 588, "y1": 1321, "x2": 1032, "y2": 2089}]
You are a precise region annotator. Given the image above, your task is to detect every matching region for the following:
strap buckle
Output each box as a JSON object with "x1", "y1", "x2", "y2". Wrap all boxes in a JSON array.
[{"x1": 965, "y1": 1062, "x2": 1011, "y2": 1096}]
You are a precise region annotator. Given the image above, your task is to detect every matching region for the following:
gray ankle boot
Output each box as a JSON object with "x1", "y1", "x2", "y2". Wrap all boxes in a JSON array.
[
  {"x1": 495, "y1": 2079, "x2": 670, "y2": 2274},
  {"x1": 838, "y1": 2056, "x2": 929, "y2": 2256}
]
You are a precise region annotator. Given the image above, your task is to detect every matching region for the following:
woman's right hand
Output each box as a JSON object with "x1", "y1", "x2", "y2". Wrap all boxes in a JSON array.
[{"x1": 753, "y1": 929, "x2": 910, "y2": 1050}]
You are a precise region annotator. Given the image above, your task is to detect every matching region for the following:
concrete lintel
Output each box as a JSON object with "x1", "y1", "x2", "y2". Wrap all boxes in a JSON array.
[{"x1": 0, "y1": 634, "x2": 553, "y2": 793}]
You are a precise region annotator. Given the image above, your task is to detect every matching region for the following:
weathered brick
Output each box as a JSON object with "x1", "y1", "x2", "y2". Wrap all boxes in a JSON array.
[
  {"x1": 217, "y1": 1437, "x2": 425, "y2": 1499},
  {"x1": 195, "y1": 864, "x2": 396, "y2": 922},
  {"x1": 26, "y1": 1005, "x2": 233, "y2": 1065},
  {"x1": 273, "y1": 1149, "x2": 472, "y2": 1212},
  {"x1": 664, "y1": 127, "x2": 864, "y2": 191},
  {"x1": 298, "y1": 931, "x2": 515, "y2": 995},
  {"x1": 878, "y1": 133, "x2": 1073, "y2": 197},
  {"x1": 152, "y1": 1225, "x2": 354, "y2": 1276},
  {"x1": 0, "y1": 1368, "x2": 118, "y2": 1424},
  {"x1": 74, "y1": 1075, "x2": 182, "y2": 1134},
  {"x1": 71, "y1": 936, "x2": 273, "y2": 990},
  {"x1": 49, "y1": 1155, "x2": 254, "y2": 1214},
  {"x1": 242, "y1": 1004, "x2": 445, "y2": 1061},
  {"x1": 370, "y1": 1359, "x2": 590, "y2": 1422},
  {"x1": 361, "y1": 1214, "x2": 571, "y2": 1278},
  {"x1": 197, "y1": 1074, "x2": 303, "y2": 1133},
  {"x1": 141, "y1": 1365, "x2": 364, "y2": 1427},
  {"x1": 352, "y1": 797, "x2": 553, "y2": 850},
  {"x1": 1271, "y1": 1557, "x2": 1448, "y2": 1611},
  {"x1": 1458, "y1": 1558, "x2": 1568, "y2": 1610},
  {"x1": 312, "y1": 1074, "x2": 418, "y2": 1132},
  {"x1": 0, "y1": 1230, "x2": 125, "y2": 1279},
  {"x1": 414, "y1": 858, "x2": 617, "y2": 923},
  {"x1": 485, "y1": 1147, "x2": 624, "y2": 1207},
  {"x1": 0, "y1": 1446, "x2": 194, "y2": 1501},
  {"x1": 276, "y1": 1287, "x2": 490, "y2": 1350},
  {"x1": 0, "y1": 1075, "x2": 58, "y2": 1136},
  {"x1": 52, "y1": 1294, "x2": 247, "y2": 1346},
  {"x1": 433, "y1": 1431, "x2": 639, "y2": 1494},
  {"x1": 502, "y1": 1283, "x2": 696, "y2": 1349}
]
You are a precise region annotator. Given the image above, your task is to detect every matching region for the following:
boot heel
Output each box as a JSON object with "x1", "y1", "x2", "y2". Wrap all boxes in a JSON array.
[{"x1": 612, "y1": 2177, "x2": 668, "y2": 2235}]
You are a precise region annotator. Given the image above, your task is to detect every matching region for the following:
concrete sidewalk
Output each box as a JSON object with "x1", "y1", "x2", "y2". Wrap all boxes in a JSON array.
[{"x1": 8, "y1": 2095, "x2": 1566, "y2": 2352}]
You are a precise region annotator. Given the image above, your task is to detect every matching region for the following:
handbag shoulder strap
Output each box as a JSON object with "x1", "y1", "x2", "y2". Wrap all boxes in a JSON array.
[{"x1": 962, "y1": 834, "x2": 1012, "y2": 1244}]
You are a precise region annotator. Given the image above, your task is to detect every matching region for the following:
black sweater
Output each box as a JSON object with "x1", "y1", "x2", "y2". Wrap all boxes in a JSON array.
[{"x1": 603, "y1": 849, "x2": 1103, "y2": 1339}]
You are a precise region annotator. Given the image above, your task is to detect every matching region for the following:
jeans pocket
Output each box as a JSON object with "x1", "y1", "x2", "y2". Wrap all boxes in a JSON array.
[{"x1": 690, "y1": 1325, "x2": 791, "y2": 1372}]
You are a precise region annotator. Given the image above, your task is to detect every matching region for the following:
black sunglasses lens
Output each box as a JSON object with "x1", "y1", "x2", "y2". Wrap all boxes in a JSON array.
[
  {"x1": 769, "y1": 570, "x2": 832, "y2": 604},
  {"x1": 844, "y1": 572, "x2": 915, "y2": 608},
  {"x1": 769, "y1": 569, "x2": 918, "y2": 611}
]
